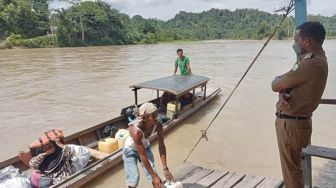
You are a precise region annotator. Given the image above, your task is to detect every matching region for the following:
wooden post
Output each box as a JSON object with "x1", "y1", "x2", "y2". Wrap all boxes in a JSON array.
[
  {"x1": 192, "y1": 89, "x2": 195, "y2": 108},
  {"x1": 175, "y1": 97, "x2": 179, "y2": 119},
  {"x1": 157, "y1": 90, "x2": 160, "y2": 106},
  {"x1": 133, "y1": 88, "x2": 138, "y2": 105},
  {"x1": 203, "y1": 84, "x2": 207, "y2": 100},
  {"x1": 302, "y1": 153, "x2": 312, "y2": 188}
]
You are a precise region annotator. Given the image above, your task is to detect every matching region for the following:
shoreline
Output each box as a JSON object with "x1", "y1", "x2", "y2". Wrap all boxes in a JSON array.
[
  {"x1": 0, "y1": 38, "x2": 326, "y2": 50},
  {"x1": 2, "y1": 38, "x2": 336, "y2": 50}
]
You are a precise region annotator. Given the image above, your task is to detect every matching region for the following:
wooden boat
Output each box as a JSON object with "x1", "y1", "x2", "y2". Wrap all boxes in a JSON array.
[{"x1": 0, "y1": 74, "x2": 221, "y2": 187}]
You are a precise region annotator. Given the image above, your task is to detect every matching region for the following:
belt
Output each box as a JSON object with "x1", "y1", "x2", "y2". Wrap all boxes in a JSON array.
[{"x1": 275, "y1": 112, "x2": 310, "y2": 120}]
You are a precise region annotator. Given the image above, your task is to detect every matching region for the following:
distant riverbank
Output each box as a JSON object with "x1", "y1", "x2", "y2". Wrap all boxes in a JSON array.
[
  {"x1": 0, "y1": 35, "x2": 291, "y2": 50},
  {"x1": 2, "y1": 35, "x2": 336, "y2": 51}
]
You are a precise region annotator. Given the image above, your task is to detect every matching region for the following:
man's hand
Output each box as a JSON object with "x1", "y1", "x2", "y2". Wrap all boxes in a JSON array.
[
  {"x1": 164, "y1": 169, "x2": 174, "y2": 182},
  {"x1": 152, "y1": 175, "x2": 162, "y2": 188},
  {"x1": 272, "y1": 76, "x2": 281, "y2": 86},
  {"x1": 279, "y1": 92, "x2": 290, "y2": 108}
]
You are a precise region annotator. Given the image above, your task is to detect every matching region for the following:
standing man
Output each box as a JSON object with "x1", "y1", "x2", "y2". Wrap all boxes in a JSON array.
[
  {"x1": 173, "y1": 49, "x2": 192, "y2": 75},
  {"x1": 271, "y1": 22, "x2": 328, "y2": 188},
  {"x1": 122, "y1": 103, "x2": 174, "y2": 188}
]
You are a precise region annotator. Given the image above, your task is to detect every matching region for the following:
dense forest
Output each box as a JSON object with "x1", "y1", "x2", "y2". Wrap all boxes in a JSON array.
[{"x1": 0, "y1": 0, "x2": 335, "y2": 48}]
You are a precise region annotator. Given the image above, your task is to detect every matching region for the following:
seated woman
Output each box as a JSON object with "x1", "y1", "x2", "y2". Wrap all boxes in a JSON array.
[{"x1": 27, "y1": 140, "x2": 108, "y2": 186}]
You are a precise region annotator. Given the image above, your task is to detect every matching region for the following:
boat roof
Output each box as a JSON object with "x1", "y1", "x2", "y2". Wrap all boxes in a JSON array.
[{"x1": 130, "y1": 75, "x2": 209, "y2": 96}]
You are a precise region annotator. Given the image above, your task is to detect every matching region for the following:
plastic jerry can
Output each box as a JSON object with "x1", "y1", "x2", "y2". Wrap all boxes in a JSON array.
[
  {"x1": 115, "y1": 129, "x2": 130, "y2": 149},
  {"x1": 98, "y1": 138, "x2": 119, "y2": 154},
  {"x1": 167, "y1": 101, "x2": 181, "y2": 112}
]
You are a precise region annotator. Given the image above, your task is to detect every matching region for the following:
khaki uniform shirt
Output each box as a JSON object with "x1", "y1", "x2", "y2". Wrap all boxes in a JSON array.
[{"x1": 276, "y1": 49, "x2": 328, "y2": 117}]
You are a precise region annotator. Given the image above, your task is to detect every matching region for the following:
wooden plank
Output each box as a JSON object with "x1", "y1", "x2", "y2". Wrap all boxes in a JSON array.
[
  {"x1": 80, "y1": 132, "x2": 99, "y2": 146},
  {"x1": 302, "y1": 145, "x2": 336, "y2": 160},
  {"x1": 78, "y1": 137, "x2": 83, "y2": 145},
  {"x1": 234, "y1": 175, "x2": 265, "y2": 188},
  {"x1": 211, "y1": 172, "x2": 245, "y2": 188},
  {"x1": 181, "y1": 169, "x2": 214, "y2": 186},
  {"x1": 191, "y1": 170, "x2": 229, "y2": 188},
  {"x1": 174, "y1": 165, "x2": 203, "y2": 182},
  {"x1": 0, "y1": 156, "x2": 25, "y2": 171},
  {"x1": 256, "y1": 177, "x2": 283, "y2": 188},
  {"x1": 64, "y1": 115, "x2": 126, "y2": 142}
]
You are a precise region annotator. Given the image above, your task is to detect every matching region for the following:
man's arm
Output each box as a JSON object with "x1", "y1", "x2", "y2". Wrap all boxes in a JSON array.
[
  {"x1": 173, "y1": 65, "x2": 177, "y2": 75},
  {"x1": 271, "y1": 75, "x2": 289, "y2": 92},
  {"x1": 29, "y1": 143, "x2": 58, "y2": 169},
  {"x1": 29, "y1": 153, "x2": 46, "y2": 169},
  {"x1": 272, "y1": 61, "x2": 313, "y2": 92},
  {"x1": 186, "y1": 63, "x2": 192, "y2": 75},
  {"x1": 157, "y1": 124, "x2": 174, "y2": 181}
]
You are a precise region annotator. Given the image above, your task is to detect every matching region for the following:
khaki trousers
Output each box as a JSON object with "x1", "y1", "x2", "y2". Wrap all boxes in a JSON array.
[{"x1": 275, "y1": 118, "x2": 312, "y2": 188}]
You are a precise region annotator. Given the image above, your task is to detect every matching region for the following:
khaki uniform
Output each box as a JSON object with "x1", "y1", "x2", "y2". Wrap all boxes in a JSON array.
[{"x1": 275, "y1": 49, "x2": 328, "y2": 188}]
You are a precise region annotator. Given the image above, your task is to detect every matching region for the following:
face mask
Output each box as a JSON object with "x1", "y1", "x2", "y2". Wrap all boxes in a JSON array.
[{"x1": 292, "y1": 42, "x2": 302, "y2": 55}]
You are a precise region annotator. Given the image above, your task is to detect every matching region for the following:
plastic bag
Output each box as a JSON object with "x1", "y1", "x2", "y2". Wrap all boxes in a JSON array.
[
  {"x1": 67, "y1": 145, "x2": 91, "y2": 172},
  {"x1": 0, "y1": 177, "x2": 31, "y2": 188},
  {"x1": 0, "y1": 166, "x2": 21, "y2": 183},
  {"x1": 163, "y1": 181, "x2": 183, "y2": 188}
]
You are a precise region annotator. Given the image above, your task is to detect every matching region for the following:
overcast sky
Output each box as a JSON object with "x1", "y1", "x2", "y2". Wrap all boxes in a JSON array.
[{"x1": 52, "y1": 0, "x2": 336, "y2": 21}]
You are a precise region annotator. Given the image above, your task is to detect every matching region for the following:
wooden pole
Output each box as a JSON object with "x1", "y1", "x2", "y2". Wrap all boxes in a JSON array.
[{"x1": 134, "y1": 88, "x2": 138, "y2": 105}]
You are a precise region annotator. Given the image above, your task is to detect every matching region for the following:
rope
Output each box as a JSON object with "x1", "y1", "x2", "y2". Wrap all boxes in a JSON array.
[{"x1": 183, "y1": 0, "x2": 294, "y2": 162}]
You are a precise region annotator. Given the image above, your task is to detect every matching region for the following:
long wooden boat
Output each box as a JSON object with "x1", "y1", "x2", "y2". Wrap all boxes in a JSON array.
[{"x1": 0, "y1": 75, "x2": 221, "y2": 187}]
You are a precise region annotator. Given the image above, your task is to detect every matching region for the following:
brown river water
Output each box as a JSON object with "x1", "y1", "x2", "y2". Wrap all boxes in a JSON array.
[{"x1": 0, "y1": 40, "x2": 335, "y2": 187}]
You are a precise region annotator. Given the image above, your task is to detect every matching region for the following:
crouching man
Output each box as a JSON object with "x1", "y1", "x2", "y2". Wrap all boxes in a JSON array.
[{"x1": 122, "y1": 102, "x2": 174, "y2": 188}]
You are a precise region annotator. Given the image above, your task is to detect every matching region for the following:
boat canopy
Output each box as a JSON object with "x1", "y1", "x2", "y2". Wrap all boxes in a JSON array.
[{"x1": 130, "y1": 75, "x2": 209, "y2": 96}]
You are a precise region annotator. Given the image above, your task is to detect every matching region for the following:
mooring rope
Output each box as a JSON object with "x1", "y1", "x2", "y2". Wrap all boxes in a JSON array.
[{"x1": 183, "y1": 0, "x2": 294, "y2": 162}]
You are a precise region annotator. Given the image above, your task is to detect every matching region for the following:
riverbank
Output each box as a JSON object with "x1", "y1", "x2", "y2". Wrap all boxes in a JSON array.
[
  {"x1": 1, "y1": 35, "x2": 335, "y2": 50},
  {"x1": 0, "y1": 34, "x2": 57, "y2": 49},
  {"x1": 0, "y1": 36, "x2": 293, "y2": 50}
]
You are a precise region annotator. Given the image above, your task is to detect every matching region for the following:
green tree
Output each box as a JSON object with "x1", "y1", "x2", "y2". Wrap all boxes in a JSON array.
[
  {"x1": 0, "y1": 0, "x2": 50, "y2": 39},
  {"x1": 55, "y1": 0, "x2": 128, "y2": 46},
  {"x1": 2, "y1": 3, "x2": 336, "y2": 48}
]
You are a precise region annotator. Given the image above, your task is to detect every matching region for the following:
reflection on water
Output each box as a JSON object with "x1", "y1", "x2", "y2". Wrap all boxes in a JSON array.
[
  {"x1": 315, "y1": 160, "x2": 336, "y2": 187},
  {"x1": 0, "y1": 40, "x2": 335, "y2": 187}
]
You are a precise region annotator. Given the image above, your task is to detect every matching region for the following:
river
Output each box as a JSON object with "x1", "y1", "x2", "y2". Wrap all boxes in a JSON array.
[{"x1": 0, "y1": 40, "x2": 335, "y2": 187}]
